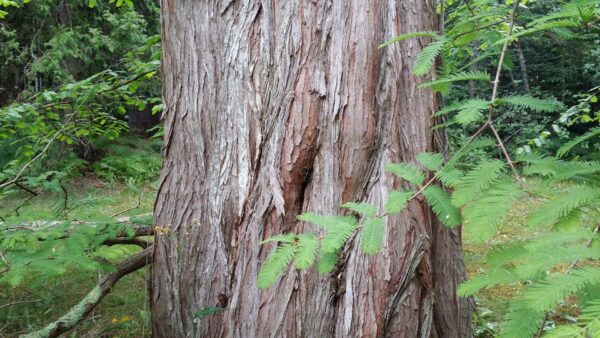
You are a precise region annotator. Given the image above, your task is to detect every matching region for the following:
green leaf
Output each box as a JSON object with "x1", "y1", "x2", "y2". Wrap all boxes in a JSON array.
[
  {"x1": 293, "y1": 233, "x2": 319, "y2": 270},
  {"x1": 462, "y1": 178, "x2": 524, "y2": 242},
  {"x1": 499, "y1": 95, "x2": 561, "y2": 112},
  {"x1": 297, "y1": 213, "x2": 357, "y2": 231},
  {"x1": 413, "y1": 39, "x2": 446, "y2": 76},
  {"x1": 416, "y1": 152, "x2": 444, "y2": 171},
  {"x1": 257, "y1": 243, "x2": 296, "y2": 288},
  {"x1": 360, "y1": 217, "x2": 385, "y2": 255},
  {"x1": 454, "y1": 99, "x2": 490, "y2": 126},
  {"x1": 321, "y1": 220, "x2": 357, "y2": 253},
  {"x1": 316, "y1": 251, "x2": 338, "y2": 274},
  {"x1": 557, "y1": 126, "x2": 600, "y2": 157},
  {"x1": 527, "y1": 185, "x2": 600, "y2": 228},
  {"x1": 385, "y1": 163, "x2": 425, "y2": 185},
  {"x1": 341, "y1": 202, "x2": 378, "y2": 217},
  {"x1": 422, "y1": 186, "x2": 462, "y2": 227},
  {"x1": 384, "y1": 190, "x2": 413, "y2": 214},
  {"x1": 419, "y1": 71, "x2": 490, "y2": 90},
  {"x1": 379, "y1": 31, "x2": 440, "y2": 48},
  {"x1": 452, "y1": 159, "x2": 506, "y2": 207}
]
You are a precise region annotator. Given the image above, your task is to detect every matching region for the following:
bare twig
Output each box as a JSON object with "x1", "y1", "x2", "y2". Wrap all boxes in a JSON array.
[{"x1": 14, "y1": 182, "x2": 37, "y2": 196}]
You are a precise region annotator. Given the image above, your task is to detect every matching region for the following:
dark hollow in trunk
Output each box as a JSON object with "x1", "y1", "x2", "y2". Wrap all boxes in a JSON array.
[{"x1": 152, "y1": 1, "x2": 472, "y2": 337}]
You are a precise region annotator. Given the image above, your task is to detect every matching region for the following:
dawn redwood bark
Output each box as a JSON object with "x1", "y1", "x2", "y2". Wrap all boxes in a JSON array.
[{"x1": 152, "y1": 1, "x2": 472, "y2": 337}]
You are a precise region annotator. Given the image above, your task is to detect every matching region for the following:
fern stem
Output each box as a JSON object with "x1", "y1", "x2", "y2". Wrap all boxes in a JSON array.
[{"x1": 487, "y1": 1, "x2": 522, "y2": 184}]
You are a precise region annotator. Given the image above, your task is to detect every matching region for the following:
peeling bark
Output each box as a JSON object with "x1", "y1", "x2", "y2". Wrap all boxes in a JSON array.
[{"x1": 152, "y1": 1, "x2": 471, "y2": 337}]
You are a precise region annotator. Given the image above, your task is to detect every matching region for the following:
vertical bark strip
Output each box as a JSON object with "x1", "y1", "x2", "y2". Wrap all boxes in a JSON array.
[{"x1": 153, "y1": 1, "x2": 471, "y2": 337}]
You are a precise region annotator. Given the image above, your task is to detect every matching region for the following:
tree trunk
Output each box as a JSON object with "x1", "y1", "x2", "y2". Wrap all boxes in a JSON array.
[{"x1": 152, "y1": 1, "x2": 472, "y2": 337}]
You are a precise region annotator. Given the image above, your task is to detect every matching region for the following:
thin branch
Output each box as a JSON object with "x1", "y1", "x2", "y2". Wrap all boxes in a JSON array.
[
  {"x1": 0, "y1": 299, "x2": 43, "y2": 310},
  {"x1": 14, "y1": 182, "x2": 38, "y2": 196},
  {"x1": 487, "y1": 1, "x2": 522, "y2": 184},
  {"x1": 21, "y1": 247, "x2": 152, "y2": 338},
  {"x1": 111, "y1": 193, "x2": 143, "y2": 218}
]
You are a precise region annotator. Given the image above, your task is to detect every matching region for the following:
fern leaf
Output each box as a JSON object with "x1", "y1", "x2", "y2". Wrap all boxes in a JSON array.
[
  {"x1": 257, "y1": 243, "x2": 296, "y2": 288},
  {"x1": 437, "y1": 168, "x2": 463, "y2": 188},
  {"x1": 320, "y1": 219, "x2": 357, "y2": 253},
  {"x1": 384, "y1": 190, "x2": 413, "y2": 214},
  {"x1": 360, "y1": 217, "x2": 385, "y2": 255},
  {"x1": 498, "y1": 301, "x2": 546, "y2": 338},
  {"x1": 419, "y1": 70, "x2": 490, "y2": 89},
  {"x1": 293, "y1": 233, "x2": 319, "y2": 270},
  {"x1": 341, "y1": 202, "x2": 377, "y2": 217},
  {"x1": 454, "y1": 99, "x2": 490, "y2": 126},
  {"x1": 522, "y1": 267, "x2": 600, "y2": 313},
  {"x1": 458, "y1": 269, "x2": 521, "y2": 296},
  {"x1": 462, "y1": 178, "x2": 523, "y2": 242},
  {"x1": 379, "y1": 31, "x2": 440, "y2": 48},
  {"x1": 413, "y1": 39, "x2": 446, "y2": 76},
  {"x1": 416, "y1": 152, "x2": 444, "y2": 171},
  {"x1": 557, "y1": 126, "x2": 600, "y2": 157},
  {"x1": 499, "y1": 95, "x2": 561, "y2": 112},
  {"x1": 385, "y1": 163, "x2": 425, "y2": 185},
  {"x1": 422, "y1": 186, "x2": 462, "y2": 227},
  {"x1": 527, "y1": 185, "x2": 600, "y2": 228},
  {"x1": 316, "y1": 251, "x2": 338, "y2": 274},
  {"x1": 451, "y1": 159, "x2": 506, "y2": 206}
]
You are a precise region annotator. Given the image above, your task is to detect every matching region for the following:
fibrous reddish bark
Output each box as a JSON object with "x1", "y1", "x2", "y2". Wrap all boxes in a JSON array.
[{"x1": 152, "y1": 1, "x2": 472, "y2": 337}]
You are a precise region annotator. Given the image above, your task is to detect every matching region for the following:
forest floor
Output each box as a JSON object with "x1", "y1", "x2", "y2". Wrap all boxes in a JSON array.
[{"x1": 0, "y1": 178, "x2": 554, "y2": 337}]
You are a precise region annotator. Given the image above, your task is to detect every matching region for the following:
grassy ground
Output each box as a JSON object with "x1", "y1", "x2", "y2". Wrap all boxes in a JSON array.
[{"x1": 0, "y1": 176, "x2": 156, "y2": 337}]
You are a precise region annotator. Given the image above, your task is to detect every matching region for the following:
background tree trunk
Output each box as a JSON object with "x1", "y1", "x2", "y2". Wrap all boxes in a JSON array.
[{"x1": 152, "y1": 0, "x2": 472, "y2": 337}]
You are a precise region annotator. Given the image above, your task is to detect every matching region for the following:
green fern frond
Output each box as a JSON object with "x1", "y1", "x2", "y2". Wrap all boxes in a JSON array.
[
  {"x1": 321, "y1": 219, "x2": 357, "y2": 253},
  {"x1": 557, "y1": 126, "x2": 600, "y2": 157},
  {"x1": 458, "y1": 269, "x2": 521, "y2": 296},
  {"x1": 379, "y1": 31, "x2": 440, "y2": 48},
  {"x1": 437, "y1": 168, "x2": 463, "y2": 188},
  {"x1": 416, "y1": 152, "x2": 444, "y2": 172},
  {"x1": 341, "y1": 202, "x2": 378, "y2": 217},
  {"x1": 527, "y1": 185, "x2": 600, "y2": 228},
  {"x1": 462, "y1": 178, "x2": 523, "y2": 242},
  {"x1": 384, "y1": 163, "x2": 425, "y2": 185},
  {"x1": 419, "y1": 70, "x2": 490, "y2": 89},
  {"x1": 499, "y1": 95, "x2": 561, "y2": 112},
  {"x1": 446, "y1": 137, "x2": 497, "y2": 169},
  {"x1": 316, "y1": 251, "x2": 338, "y2": 274},
  {"x1": 451, "y1": 159, "x2": 506, "y2": 206},
  {"x1": 293, "y1": 233, "x2": 319, "y2": 270},
  {"x1": 360, "y1": 217, "x2": 385, "y2": 255},
  {"x1": 384, "y1": 190, "x2": 413, "y2": 214},
  {"x1": 257, "y1": 243, "x2": 297, "y2": 288},
  {"x1": 497, "y1": 19, "x2": 579, "y2": 44},
  {"x1": 422, "y1": 186, "x2": 462, "y2": 227},
  {"x1": 498, "y1": 301, "x2": 546, "y2": 338},
  {"x1": 521, "y1": 267, "x2": 600, "y2": 312},
  {"x1": 455, "y1": 99, "x2": 491, "y2": 125},
  {"x1": 413, "y1": 39, "x2": 446, "y2": 76}
]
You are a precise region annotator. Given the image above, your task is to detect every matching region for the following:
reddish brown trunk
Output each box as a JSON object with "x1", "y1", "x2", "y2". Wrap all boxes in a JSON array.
[{"x1": 152, "y1": 1, "x2": 472, "y2": 337}]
